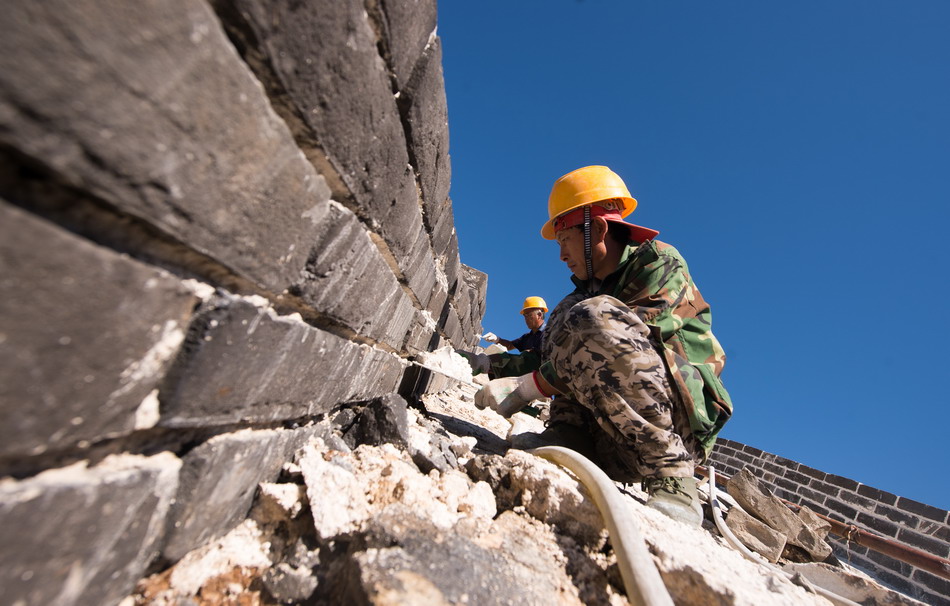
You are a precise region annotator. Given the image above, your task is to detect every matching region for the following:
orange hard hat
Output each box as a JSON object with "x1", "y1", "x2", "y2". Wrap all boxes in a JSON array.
[
  {"x1": 520, "y1": 296, "x2": 547, "y2": 314},
  {"x1": 542, "y1": 165, "x2": 658, "y2": 242}
]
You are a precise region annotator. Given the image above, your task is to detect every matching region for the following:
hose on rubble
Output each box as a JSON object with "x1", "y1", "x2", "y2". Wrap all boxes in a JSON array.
[
  {"x1": 705, "y1": 466, "x2": 862, "y2": 606},
  {"x1": 528, "y1": 446, "x2": 674, "y2": 606}
]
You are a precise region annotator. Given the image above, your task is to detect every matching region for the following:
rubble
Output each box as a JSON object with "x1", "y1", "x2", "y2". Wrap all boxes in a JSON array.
[{"x1": 126, "y1": 382, "x2": 925, "y2": 606}]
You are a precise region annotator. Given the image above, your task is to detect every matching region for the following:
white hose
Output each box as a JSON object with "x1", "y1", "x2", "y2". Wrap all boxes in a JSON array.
[
  {"x1": 528, "y1": 446, "x2": 674, "y2": 606},
  {"x1": 706, "y1": 466, "x2": 862, "y2": 606}
]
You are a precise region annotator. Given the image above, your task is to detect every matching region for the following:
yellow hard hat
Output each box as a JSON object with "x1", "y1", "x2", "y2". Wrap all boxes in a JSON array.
[
  {"x1": 541, "y1": 165, "x2": 638, "y2": 240},
  {"x1": 520, "y1": 296, "x2": 547, "y2": 314}
]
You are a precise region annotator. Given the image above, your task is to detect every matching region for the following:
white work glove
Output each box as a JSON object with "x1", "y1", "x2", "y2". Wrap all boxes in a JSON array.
[
  {"x1": 455, "y1": 349, "x2": 490, "y2": 375},
  {"x1": 474, "y1": 372, "x2": 547, "y2": 417},
  {"x1": 482, "y1": 332, "x2": 499, "y2": 343}
]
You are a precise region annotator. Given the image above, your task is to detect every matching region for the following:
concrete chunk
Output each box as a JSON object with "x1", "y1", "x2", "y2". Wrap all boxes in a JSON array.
[
  {"x1": 0, "y1": 202, "x2": 196, "y2": 456},
  {"x1": 0, "y1": 453, "x2": 181, "y2": 606}
]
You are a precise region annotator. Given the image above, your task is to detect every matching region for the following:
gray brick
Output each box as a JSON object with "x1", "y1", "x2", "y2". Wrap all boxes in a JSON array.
[
  {"x1": 839, "y1": 490, "x2": 878, "y2": 511},
  {"x1": 856, "y1": 483, "x2": 898, "y2": 506},
  {"x1": 796, "y1": 464, "x2": 827, "y2": 482},
  {"x1": 865, "y1": 548, "x2": 913, "y2": 577},
  {"x1": 875, "y1": 503, "x2": 920, "y2": 528},
  {"x1": 736, "y1": 451, "x2": 756, "y2": 465},
  {"x1": 783, "y1": 469, "x2": 811, "y2": 485},
  {"x1": 897, "y1": 528, "x2": 950, "y2": 559},
  {"x1": 160, "y1": 296, "x2": 407, "y2": 427},
  {"x1": 824, "y1": 473, "x2": 860, "y2": 491},
  {"x1": 856, "y1": 512, "x2": 899, "y2": 538},
  {"x1": 913, "y1": 570, "x2": 950, "y2": 604},
  {"x1": 741, "y1": 443, "x2": 765, "y2": 456},
  {"x1": 0, "y1": 202, "x2": 197, "y2": 457},
  {"x1": 811, "y1": 480, "x2": 841, "y2": 500},
  {"x1": 794, "y1": 485, "x2": 827, "y2": 508},
  {"x1": 773, "y1": 477, "x2": 798, "y2": 494},
  {"x1": 824, "y1": 498, "x2": 859, "y2": 522},
  {"x1": 0, "y1": 453, "x2": 180, "y2": 606},
  {"x1": 0, "y1": 0, "x2": 329, "y2": 292},
  {"x1": 896, "y1": 496, "x2": 948, "y2": 524}
]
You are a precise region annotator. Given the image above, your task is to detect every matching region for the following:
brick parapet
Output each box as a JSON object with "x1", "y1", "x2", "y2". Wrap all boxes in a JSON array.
[{"x1": 708, "y1": 438, "x2": 950, "y2": 605}]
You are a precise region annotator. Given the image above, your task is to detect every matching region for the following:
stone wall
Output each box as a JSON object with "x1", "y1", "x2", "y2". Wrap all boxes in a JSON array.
[
  {"x1": 708, "y1": 438, "x2": 950, "y2": 605},
  {"x1": 0, "y1": 1, "x2": 485, "y2": 604}
]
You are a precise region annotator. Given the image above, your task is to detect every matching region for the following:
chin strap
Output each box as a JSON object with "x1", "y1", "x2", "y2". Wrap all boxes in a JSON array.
[{"x1": 583, "y1": 205, "x2": 594, "y2": 292}]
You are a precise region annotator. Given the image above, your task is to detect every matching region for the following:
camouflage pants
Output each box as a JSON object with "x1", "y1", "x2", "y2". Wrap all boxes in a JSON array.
[{"x1": 542, "y1": 294, "x2": 700, "y2": 481}]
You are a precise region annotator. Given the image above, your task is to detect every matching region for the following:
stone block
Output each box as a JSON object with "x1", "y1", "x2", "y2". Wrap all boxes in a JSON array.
[
  {"x1": 725, "y1": 507, "x2": 786, "y2": 563},
  {"x1": 460, "y1": 263, "x2": 488, "y2": 321},
  {"x1": 0, "y1": 0, "x2": 331, "y2": 292},
  {"x1": 217, "y1": 0, "x2": 428, "y2": 297},
  {"x1": 443, "y1": 232, "x2": 462, "y2": 294},
  {"x1": 0, "y1": 452, "x2": 181, "y2": 606},
  {"x1": 428, "y1": 196, "x2": 456, "y2": 258},
  {"x1": 0, "y1": 202, "x2": 197, "y2": 457},
  {"x1": 338, "y1": 394, "x2": 412, "y2": 451},
  {"x1": 160, "y1": 295, "x2": 408, "y2": 427},
  {"x1": 439, "y1": 301, "x2": 466, "y2": 349},
  {"x1": 395, "y1": 222, "x2": 440, "y2": 310},
  {"x1": 162, "y1": 426, "x2": 314, "y2": 562},
  {"x1": 728, "y1": 468, "x2": 832, "y2": 561},
  {"x1": 403, "y1": 308, "x2": 439, "y2": 355},
  {"x1": 401, "y1": 37, "x2": 451, "y2": 222},
  {"x1": 374, "y1": 0, "x2": 438, "y2": 90},
  {"x1": 291, "y1": 202, "x2": 415, "y2": 349}
]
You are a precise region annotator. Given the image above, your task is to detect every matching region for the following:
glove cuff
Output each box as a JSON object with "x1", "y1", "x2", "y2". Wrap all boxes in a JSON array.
[{"x1": 514, "y1": 371, "x2": 548, "y2": 402}]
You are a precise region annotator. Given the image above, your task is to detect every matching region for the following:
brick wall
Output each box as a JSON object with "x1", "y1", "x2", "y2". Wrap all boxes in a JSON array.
[
  {"x1": 0, "y1": 1, "x2": 483, "y2": 604},
  {"x1": 708, "y1": 438, "x2": 950, "y2": 605}
]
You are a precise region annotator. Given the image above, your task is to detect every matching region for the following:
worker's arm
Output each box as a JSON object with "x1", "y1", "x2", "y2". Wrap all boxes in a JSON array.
[
  {"x1": 496, "y1": 338, "x2": 516, "y2": 351},
  {"x1": 488, "y1": 350, "x2": 542, "y2": 378}
]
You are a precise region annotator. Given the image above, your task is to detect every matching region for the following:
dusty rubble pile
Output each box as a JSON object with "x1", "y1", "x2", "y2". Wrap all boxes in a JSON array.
[{"x1": 128, "y1": 361, "x2": 924, "y2": 605}]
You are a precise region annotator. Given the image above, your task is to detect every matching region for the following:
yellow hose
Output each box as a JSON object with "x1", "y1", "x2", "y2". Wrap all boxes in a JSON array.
[{"x1": 528, "y1": 446, "x2": 674, "y2": 606}]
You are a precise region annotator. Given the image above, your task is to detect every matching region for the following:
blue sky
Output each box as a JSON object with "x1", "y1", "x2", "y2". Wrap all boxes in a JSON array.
[{"x1": 438, "y1": 1, "x2": 950, "y2": 510}]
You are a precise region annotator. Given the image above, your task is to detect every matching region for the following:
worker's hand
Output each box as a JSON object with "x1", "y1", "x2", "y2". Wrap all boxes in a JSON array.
[
  {"x1": 455, "y1": 349, "x2": 490, "y2": 375},
  {"x1": 482, "y1": 332, "x2": 499, "y2": 343},
  {"x1": 474, "y1": 372, "x2": 547, "y2": 417}
]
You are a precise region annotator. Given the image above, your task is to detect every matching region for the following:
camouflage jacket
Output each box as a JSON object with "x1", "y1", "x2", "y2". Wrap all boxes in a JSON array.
[{"x1": 539, "y1": 239, "x2": 733, "y2": 456}]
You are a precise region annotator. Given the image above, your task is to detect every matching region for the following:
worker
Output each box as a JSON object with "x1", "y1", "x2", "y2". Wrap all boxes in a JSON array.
[
  {"x1": 474, "y1": 165, "x2": 733, "y2": 526},
  {"x1": 456, "y1": 296, "x2": 548, "y2": 379},
  {"x1": 492, "y1": 296, "x2": 547, "y2": 352}
]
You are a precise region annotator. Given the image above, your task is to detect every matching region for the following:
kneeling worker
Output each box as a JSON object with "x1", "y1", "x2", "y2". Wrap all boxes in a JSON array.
[{"x1": 475, "y1": 165, "x2": 733, "y2": 525}]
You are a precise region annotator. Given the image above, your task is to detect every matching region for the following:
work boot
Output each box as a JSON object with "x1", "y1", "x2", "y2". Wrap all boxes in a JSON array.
[
  {"x1": 643, "y1": 476, "x2": 703, "y2": 526},
  {"x1": 510, "y1": 422, "x2": 596, "y2": 460}
]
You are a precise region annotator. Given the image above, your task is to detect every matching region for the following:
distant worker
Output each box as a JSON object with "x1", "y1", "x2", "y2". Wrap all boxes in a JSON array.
[
  {"x1": 458, "y1": 296, "x2": 548, "y2": 379},
  {"x1": 490, "y1": 296, "x2": 547, "y2": 352},
  {"x1": 474, "y1": 165, "x2": 733, "y2": 526}
]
